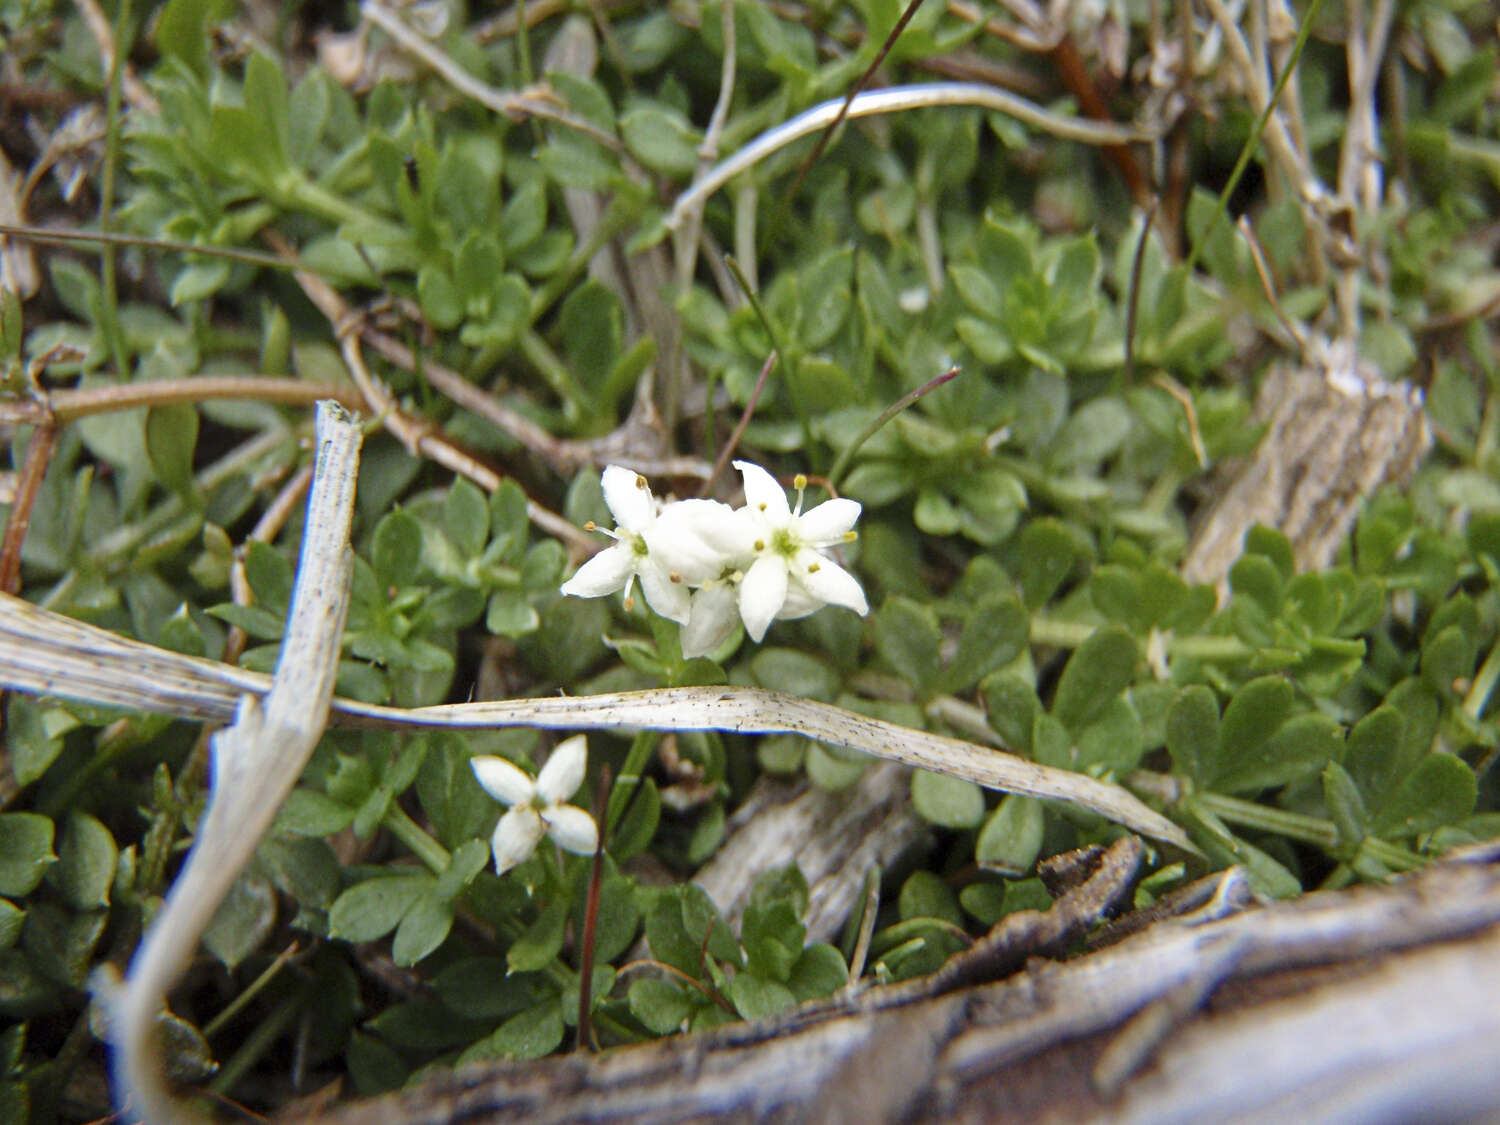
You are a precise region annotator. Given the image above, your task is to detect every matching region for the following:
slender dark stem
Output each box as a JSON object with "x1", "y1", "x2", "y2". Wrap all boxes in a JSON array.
[
  {"x1": 1122, "y1": 199, "x2": 1159, "y2": 385},
  {"x1": 0, "y1": 420, "x2": 56, "y2": 595},
  {"x1": 828, "y1": 366, "x2": 959, "y2": 489},
  {"x1": 785, "y1": 0, "x2": 931, "y2": 205},
  {"x1": 577, "y1": 764, "x2": 611, "y2": 1052},
  {"x1": 703, "y1": 350, "x2": 777, "y2": 494}
]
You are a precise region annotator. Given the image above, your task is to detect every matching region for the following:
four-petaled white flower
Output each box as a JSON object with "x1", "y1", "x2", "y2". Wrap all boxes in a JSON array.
[
  {"x1": 732, "y1": 460, "x2": 868, "y2": 642},
  {"x1": 470, "y1": 735, "x2": 599, "y2": 875},
  {"x1": 559, "y1": 465, "x2": 690, "y2": 624},
  {"x1": 558, "y1": 461, "x2": 868, "y2": 658}
]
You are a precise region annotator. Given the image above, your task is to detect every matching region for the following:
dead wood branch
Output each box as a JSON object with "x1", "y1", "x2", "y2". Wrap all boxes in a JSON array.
[{"x1": 281, "y1": 840, "x2": 1500, "y2": 1125}]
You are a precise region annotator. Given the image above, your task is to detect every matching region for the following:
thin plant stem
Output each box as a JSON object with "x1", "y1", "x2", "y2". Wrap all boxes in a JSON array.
[
  {"x1": 1186, "y1": 0, "x2": 1327, "y2": 274},
  {"x1": 97, "y1": 0, "x2": 132, "y2": 380},
  {"x1": 785, "y1": 0, "x2": 931, "y2": 205},
  {"x1": 828, "y1": 367, "x2": 959, "y2": 490},
  {"x1": 703, "y1": 350, "x2": 777, "y2": 495}
]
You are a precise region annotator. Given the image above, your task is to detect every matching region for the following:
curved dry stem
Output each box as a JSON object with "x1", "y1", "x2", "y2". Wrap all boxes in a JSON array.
[
  {"x1": 0, "y1": 591, "x2": 1197, "y2": 854},
  {"x1": 667, "y1": 83, "x2": 1157, "y2": 232}
]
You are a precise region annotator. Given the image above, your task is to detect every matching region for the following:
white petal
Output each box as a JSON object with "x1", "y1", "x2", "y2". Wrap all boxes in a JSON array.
[
  {"x1": 681, "y1": 583, "x2": 741, "y2": 657},
  {"x1": 638, "y1": 563, "x2": 693, "y2": 624},
  {"x1": 774, "y1": 582, "x2": 824, "y2": 621},
  {"x1": 601, "y1": 464, "x2": 656, "y2": 532},
  {"x1": 739, "y1": 554, "x2": 789, "y2": 642},
  {"x1": 791, "y1": 549, "x2": 869, "y2": 615},
  {"x1": 541, "y1": 804, "x2": 599, "y2": 855},
  {"x1": 536, "y1": 735, "x2": 588, "y2": 803},
  {"x1": 470, "y1": 755, "x2": 535, "y2": 807},
  {"x1": 647, "y1": 500, "x2": 750, "y2": 582},
  {"x1": 795, "y1": 497, "x2": 862, "y2": 544},
  {"x1": 560, "y1": 544, "x2": 636, "y2": 598},
  {"x1": 491, "y1": 807, "x2": 546, "y2": 874},
  {"x1": 734, "y1": 461, "x2": 791, "y2": 523}
]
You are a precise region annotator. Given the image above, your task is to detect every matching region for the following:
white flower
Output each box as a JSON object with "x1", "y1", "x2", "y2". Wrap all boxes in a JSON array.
[
  {"x1": 733, "y1": 460, "x2": 868, "y2": 642},
  {"x1": 560, "y1": 465, "x2": 690, "y2": 624},
  {"x1": 470, "y1": 735, "x2": 599, "y2": 875}
]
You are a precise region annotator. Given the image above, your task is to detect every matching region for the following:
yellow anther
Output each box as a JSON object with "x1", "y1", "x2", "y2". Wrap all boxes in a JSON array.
[{"x1": 793, "y1": 473, "x2": 807, "y2": 490}]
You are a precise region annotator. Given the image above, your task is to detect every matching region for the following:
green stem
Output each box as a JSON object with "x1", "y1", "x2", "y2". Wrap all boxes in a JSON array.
[
  {"x1": 1196, "y1": 791, "x2": 1337, "y2": 847},
  {"x1": 607, "y1": 731, "x2": 659, "y2": 835},
  {"x1": 97, "y1": 0, "x2": 132, "y2": 379},
  {"x1": 69, "y1": 424, "x2": 294, "y2": 579},
  {"x1": 1184, "y1": 0, "x2": 1327, "y2": 274},
  {"x1": 208, "y1": 988, "x2": 306, "y2": 1097},
  {"x1": 383, "y1": 804, "x2": 450, "y2": 874},
  {"x1": 519, "y1": 329, "x2": 591, "y2": 425}
]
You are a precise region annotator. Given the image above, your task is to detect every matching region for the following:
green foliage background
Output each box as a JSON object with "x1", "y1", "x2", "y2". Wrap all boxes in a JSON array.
[{"x1": 0, "y1": 0, "x2": 1497, "y2": 1118}]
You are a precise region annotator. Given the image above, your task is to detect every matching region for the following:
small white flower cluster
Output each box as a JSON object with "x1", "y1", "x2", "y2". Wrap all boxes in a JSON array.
[
  {"x1": 471, "y1": 735, "x2": 599, "y2": 876},
  {"x1": 560, "y1": 461, "x2": 869, "y2": 658}
]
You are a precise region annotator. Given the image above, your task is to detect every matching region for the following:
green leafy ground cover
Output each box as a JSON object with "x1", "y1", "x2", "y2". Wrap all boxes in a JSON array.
[{"x1": 0, "y1": 0, "x2": 1497, "y2": 1118}]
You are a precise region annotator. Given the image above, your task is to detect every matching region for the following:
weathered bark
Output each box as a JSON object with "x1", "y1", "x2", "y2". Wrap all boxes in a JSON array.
[
  {"x1": 280, "y1": 840, "x2": 1500, "y2": 1125},
  {"x1": 1182, "y1": 361, "x2": 1429, "y2": 591}
]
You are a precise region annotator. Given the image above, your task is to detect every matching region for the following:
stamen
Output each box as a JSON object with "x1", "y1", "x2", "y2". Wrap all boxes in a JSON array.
[
  {"x1": 669, "y1": 572, "x2": 683, "y2": 584},
  {"x1": 754, "y1": 539, "x2": 766, "y2": 551},
  {"x1": 842, "y1": 530, "x2": 857, "y2": 542},
  {"x1": 807, "y1": 562, "x2": 821, "y2": 574},
  {"x1": 634, "y1": 475, "x2": 648, "y2": 490},
  {"x1": 583, "y1": 520, "x2": 598, "y2": 531},
  {"x1": 793, "y1": 473, "x2": 807, "y2": 517}
]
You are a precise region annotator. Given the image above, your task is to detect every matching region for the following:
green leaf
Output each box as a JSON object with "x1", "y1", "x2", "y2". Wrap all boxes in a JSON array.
[
  {"x1": 1050, "y1": 627, "x2": 1137, "y2": 733},
  {"x1": 392, "y1": 891, "x2": 454, "y2": 966},
  {"x1": 1165, "y1": 685, "x2": 1219, "y2": 787},
  {"x1": 728, "y1": 972, "x2": 796, "y2": 1021},
  {"x1": 1212, "y1": 675, "x2": 1294, "y2": 784},
  {"x1": 145, "y1": 403, "x2": 200, "y2": 501},
  {"x1": 910, "y1": 770, "x2": 986, "y2": 829},
  {"x1": 243, "y1": 51, "x2": 291, "y2": 170},
  {"x1": 417, "y1": 267, "x2": 463, "y2": 331},
  {"x1": 645, "y1": 890, "x2": 702, "y2": 978},
  {"x1": 1048, "y1": 397, "x2": 1131, "y2": 471},
  {"x1": 628, "y1": 976, "x2": 692, "y2": 1035},
  {"x1": 975, "y1": 794, "x2": 1045, "y2": 875},
  {"x1": 372, "y1": 509, "x2": 423, "y2": 588},
  {"x1": 154, "y1": 0, "x2": 212, "y2": 77},
  {"x1": 979, "y1": 673, "x2": 1040, "y2": 753},
  {"x1": 203, "y1": 874, "x2": 276, "y2": 970},
  {"x1": 1322, "y1": 762, "x2": 1368, "y2": 850},
  {"x1": 0, "y1": 814, "x2": 55, "y2": 898},
  {"x1": 620, "y1": 104, "x2": 700, "y2": 176},
  {"x1": 275, "y1": 788, "x2": 357, "y2": 836},
  {"x1": 465, "y1": 1000, "x2": 565, "y2": 1062},
  {"x1": 680, "y1": 884, "x2": 742, "y2": 967},
  {"x1": 898, "y1": 869, "x2": 962, "y2": 925},
  {"x1": 53, "y1": 812, "x2": 116, "y2": 912},
  {"x1": 749, "y1": 648, "x2": 842, "y2": 702},
  {"x1": 243, "y1": 539, "x2": 294, "y2": 613},
  {"x1": 169, "y1": 261, "x2": 231, "y2": 306},
  {"x1": 7, "y1": 697, "x2": 64, "y2": 788},
  {"x1": 1243, "y1": 525, "x2": 1295, "y2": 580},
  {"x1": 508, "y1": 896, "x2": 568, "y2": 974},
  {"x1": 1228, "y1": 554, "x2": 1284, "y2": 615},
  {"x1": 1344, "y1": 705, "x2": 1408, "y2": 809},
  {"x1": 937, "y1": 594, "x2": 1028, "y2": 695},
  {"x1": 486, "y1": 591, "x2": 540, "y2": 638},
  {"x1": 609, "y1": 777, "x2": 660, "y2": 862},
  {"x1": 1212, "y1": 712, "x2": 1342, "y2": 795},
  {"x1": 327, "y1": 874, "x2": 430, "y2": 943},
  {"x1": 786, "y1": 943, "x2": 849, "y2": 1001},
  {"x1": 873, "y1": 596, "x2": 942, "y2": 694},
  {"x1": 1371, "y1": 754, "x2": 1476, "y2": 838},
  {"x1": 1015, "y1": 519, "x2": 1078, "y2": 609}
]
